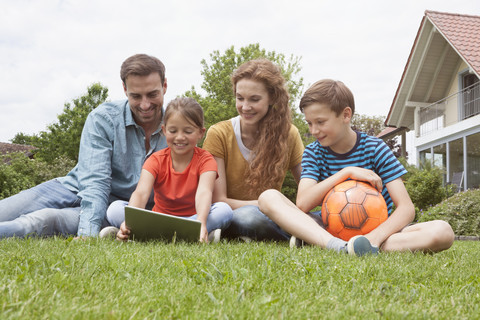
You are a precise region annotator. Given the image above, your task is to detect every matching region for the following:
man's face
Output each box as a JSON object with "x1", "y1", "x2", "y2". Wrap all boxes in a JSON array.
[{"x1": 123, "y1": 73, "x2": 167, "y2": 130}]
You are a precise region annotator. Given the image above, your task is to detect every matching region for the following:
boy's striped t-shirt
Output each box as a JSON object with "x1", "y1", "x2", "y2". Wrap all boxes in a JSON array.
[{"x1": 301, "y1": 131, "x2": 407, "y2": 214}]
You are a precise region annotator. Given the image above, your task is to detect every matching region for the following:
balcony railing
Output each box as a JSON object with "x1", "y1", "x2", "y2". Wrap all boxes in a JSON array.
[{"x1": 419, "y1": 81, "x2": 480, "y2": 137}]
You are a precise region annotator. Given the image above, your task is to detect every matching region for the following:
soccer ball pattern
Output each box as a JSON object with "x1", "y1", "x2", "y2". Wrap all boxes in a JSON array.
[{"x1": 322, "y1": 180, "x2": 388, "y2": 241}]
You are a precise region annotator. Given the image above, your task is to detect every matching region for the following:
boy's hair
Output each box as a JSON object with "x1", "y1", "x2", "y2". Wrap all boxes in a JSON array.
[
  {"x1": 299, "y1": 79, "x2": 355, "y2": 116},
  {"x1": 164, "y1": 97, "x2": 204, "y2": 128},
  {"x1": 231, "y1": 58, "x2": 292, "y2": 196},
  {"x1": 120, "y1": 54, "x2": 166, "y2": 85}
]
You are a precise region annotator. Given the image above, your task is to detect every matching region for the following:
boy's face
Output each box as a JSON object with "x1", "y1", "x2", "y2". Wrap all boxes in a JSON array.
[{"x1": 304, "y1": 103, "x2": 354, "y2": 153}]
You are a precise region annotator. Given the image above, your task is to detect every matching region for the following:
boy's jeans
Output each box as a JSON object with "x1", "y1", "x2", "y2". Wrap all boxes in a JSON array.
[{"x1": 0, "y1": 179, "x2": 81, "y2": 238}]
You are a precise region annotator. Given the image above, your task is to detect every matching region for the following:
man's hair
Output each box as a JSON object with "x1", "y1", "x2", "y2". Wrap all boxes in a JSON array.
[
  {"x1": 120, "y1": 54, "x2": 166, "y2": 85},
  {"x1": 164, "y1": 97, "x2": 204, "y2": 129},
  {"x1": 299, "y1": 79, "x2": 355, "y2": 116}
]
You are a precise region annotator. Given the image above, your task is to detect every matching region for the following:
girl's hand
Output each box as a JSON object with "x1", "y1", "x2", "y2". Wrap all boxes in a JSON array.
[
  {"x1": 199, "y1": 224, "x2": 209, "y2": 243},
  {"x1": 116, "y1": 221, "x2": 131, "y2": 241}
]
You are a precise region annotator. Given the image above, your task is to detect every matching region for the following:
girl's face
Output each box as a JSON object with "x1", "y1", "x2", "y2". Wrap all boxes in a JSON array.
[
  {"x1": 235, "y1": 79, "x2": 271, "y2": 128},
  {"x1": 162, "y1": 112, "x2": 205, "y2": 157}
]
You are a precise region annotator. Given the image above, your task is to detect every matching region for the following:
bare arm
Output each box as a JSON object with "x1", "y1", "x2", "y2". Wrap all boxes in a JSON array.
[
  {"x1": 211, "y1": 156, "x2": 258, "y2": 209},
  {"x1": 365, "y1": 177, "x2": 415, "y2": 247},
  {"x1": 117, "y1": 169, "x2": 155, "y2": 241},
  {"x1": 296, "y1": 167, "x2": 383, "y2": 213},
  {"x1": 195, "y1": 170, "x2": 217, "y2": 242}
]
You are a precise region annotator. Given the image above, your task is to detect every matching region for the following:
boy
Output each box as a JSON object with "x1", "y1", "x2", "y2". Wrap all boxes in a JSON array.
[{"x1": 258, "y1": 79, "x2": 454, "y2": 256}]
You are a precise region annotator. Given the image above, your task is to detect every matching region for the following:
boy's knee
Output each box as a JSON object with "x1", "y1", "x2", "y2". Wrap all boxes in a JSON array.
[{"x1": 428, "y1": 220, "x2": 455, "y2": 251}]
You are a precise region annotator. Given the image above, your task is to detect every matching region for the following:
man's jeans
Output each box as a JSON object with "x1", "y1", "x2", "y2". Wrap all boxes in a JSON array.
[
  {"x1": 0, "y1": 179, "x2": 81, "y2": 238},
  {"x1": 106, "y1": 200, "x2": 233, "y2": 233}
]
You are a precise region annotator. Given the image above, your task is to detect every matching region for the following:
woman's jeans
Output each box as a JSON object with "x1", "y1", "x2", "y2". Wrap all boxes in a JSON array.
[
  {"x1": 222, "y1": 205, "x2": 324, "y2": 241},
  {"x1": 0, "y1": 179, "x2": 81, "y2": 238},
  {"x1": 106, "y1": 200, "x2": 233, "y2": 233}
]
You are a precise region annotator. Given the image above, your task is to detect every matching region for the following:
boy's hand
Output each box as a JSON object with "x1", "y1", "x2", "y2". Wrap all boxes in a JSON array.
[
  {"x1": 199, "y1": 224, "x2": 208, "y2": 243},
  {"x1": 116, "y1": 221, "x2": 131, "y2": 241},
  {"x1": 346, "y1": 167, "x2": 383, "y2": 192}
]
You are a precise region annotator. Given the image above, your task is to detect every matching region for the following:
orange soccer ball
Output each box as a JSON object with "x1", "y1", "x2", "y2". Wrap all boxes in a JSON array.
[{"x1": 322, "y1": 180, "x2": 388, "y2": 241}]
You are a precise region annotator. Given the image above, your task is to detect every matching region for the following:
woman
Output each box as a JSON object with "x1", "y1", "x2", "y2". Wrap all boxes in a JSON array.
[{"x1": 202, "y1": 58, "x2": 304, "y2": 241}]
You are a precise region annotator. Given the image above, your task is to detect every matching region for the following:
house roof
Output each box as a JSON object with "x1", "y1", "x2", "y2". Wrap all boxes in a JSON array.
[
  {"x1": 386, "y1": 10, "x2": 480, "y2": 128},
  {"x1": 0, "y1": 142, "x2": 36, "y2": 157},
  {"x1": 427, "y1": 11, "x2": 480, "y2": 74}
]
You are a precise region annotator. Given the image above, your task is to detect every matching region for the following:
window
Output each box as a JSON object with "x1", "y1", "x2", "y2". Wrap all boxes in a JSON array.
[
  {"x1": 466, "y1": 132, "x2": 480, "y2": 189},
  {"x1": 449, "y1": 138, "x2": 464, "y2": 190},
  {"x1": 462, "y1": 74, "x2": 480, "y2": 120}
]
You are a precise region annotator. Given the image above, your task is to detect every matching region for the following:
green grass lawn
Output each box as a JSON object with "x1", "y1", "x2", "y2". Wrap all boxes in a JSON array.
[{"x1": 1, "y1": 238, "x2": 479, "y2": 319}]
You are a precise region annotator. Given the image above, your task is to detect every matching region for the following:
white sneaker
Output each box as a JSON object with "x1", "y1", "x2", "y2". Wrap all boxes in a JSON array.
[
  {"x1": 208, "y1": 229, "x2": 221, "y2": 243},
  {"x1": 99, "y1": 226, "x2": 119, "y2": 239},
  {"x1": 289, "y1": 235, "x2": 304, "y2": 248}
]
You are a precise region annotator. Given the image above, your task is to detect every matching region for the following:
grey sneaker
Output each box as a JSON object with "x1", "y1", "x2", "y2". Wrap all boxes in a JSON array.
[
  {"x1": 289, "y1": 235, "x2": 304, "y2": 248},
  {"x1": 99, "y1": 226, "x2": 119, "y2": 239},
  {"x1": 347, "y1": 235, "x2": 378, "y2": 256},
  {"x1": 208, "y1": 229, "x2": 221, "y2": 243}
]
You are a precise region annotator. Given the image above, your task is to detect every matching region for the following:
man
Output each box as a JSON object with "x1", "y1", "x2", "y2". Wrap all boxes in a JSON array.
[{"x1": 0, "y1": 54, "x2": 168, "y2": 237}]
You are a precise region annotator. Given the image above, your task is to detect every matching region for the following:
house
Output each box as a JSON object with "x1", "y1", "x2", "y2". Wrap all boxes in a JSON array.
[
  {"x1": 0, "y1": 142, "x2": 36, "y2": 162},
  {"x1": 383, "y1": 10, "x2": 480, "y2": 191}
]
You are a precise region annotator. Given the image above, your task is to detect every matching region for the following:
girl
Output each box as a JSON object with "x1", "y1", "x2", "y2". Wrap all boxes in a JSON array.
[
  {"x1": 202, "y1": 58, "x2": 305, "y2": 241},
  {"x1": 102, "y1": 97, "x2": 233, "y2": 242}
]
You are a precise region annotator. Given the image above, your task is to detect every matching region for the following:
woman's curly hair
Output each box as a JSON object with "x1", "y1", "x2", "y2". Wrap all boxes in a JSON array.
[{"x1": 232, "y1": 59, "x2": 291, "y2": 197}]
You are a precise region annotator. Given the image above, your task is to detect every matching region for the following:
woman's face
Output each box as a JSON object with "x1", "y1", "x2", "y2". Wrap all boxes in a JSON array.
[{"x1": 235, "y1": 79, "x2": 271, "y2": 127}]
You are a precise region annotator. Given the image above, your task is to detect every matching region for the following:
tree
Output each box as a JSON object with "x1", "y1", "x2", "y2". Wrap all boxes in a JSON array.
[
  {"x1": 11, "y1": 83, "x2": 109, "y2": 163},
  {"x1": 0, "y1": 152, "x2": 75, "y2": 199},
  {"x1": 351, "y1": 113, "x2": 404, "y2": 159},
  {"x1": 185, "y1": 43, "x2": 308, "y2": 141},
  {"x1": 185, "y1": 44, "x2": 309, "y2": 202},
  {"x1": 351, "y1": 114, "x2": 386, "y2": 136}
]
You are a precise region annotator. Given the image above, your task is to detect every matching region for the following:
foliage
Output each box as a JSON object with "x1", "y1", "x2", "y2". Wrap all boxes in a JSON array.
[
  {"x1": 351, "y1": 114, "x2": 386, "y2": 136},
  {"x1": 0, "y1": 152, "x2": 75, "y2": 199},
  {"x1": 418, "y1": 189, "x2": 480, "y2": 236},
  {"x1": 11, "y1": 83, "x2": 109, "y2": 163},
  {"x1": 400, "y1": 159, "x2": 456, "y2": 218},
  {"x1": 0, "y1": 238, "x2": 478, "y2": 319},
  {"x1": 185, "y1": 44, "x2": 309, "y2": 200},
  {"x1": 184, "y1": 43, "x2": 308, "y2": 141},
  {"x1": 351, "y1": 114, "x2": 404, "y2": 158}
]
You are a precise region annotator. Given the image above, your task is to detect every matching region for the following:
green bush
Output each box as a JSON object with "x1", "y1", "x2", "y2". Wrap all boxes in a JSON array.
[
  {"x1": 400, "y1": 159, "x2": 455, "y2": 219},
  {"x1": 0, "y1": 152, "x2": 75, "y2": 200},
  {"x1": 417, "y1": 189, "x2": 480, "y2": 236}
]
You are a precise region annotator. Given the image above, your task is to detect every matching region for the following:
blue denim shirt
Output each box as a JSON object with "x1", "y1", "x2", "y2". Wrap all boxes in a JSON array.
[{"x1": 58, "y1": 100, "x2": 167, "y2": 236}]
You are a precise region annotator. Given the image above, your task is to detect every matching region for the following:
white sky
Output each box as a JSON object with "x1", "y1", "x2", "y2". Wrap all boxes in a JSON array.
[{"x1": 1, "y1": 0, "x2": 479, "y2": 157}]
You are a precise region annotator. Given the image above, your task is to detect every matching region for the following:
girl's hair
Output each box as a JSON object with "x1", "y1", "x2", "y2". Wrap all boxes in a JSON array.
[
  {"x1": 232, "y1": 58, "x2": 291, "y2": 196},
  {"x1": 164, "y1": 97, "x2": 204, "y2": 128}
]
